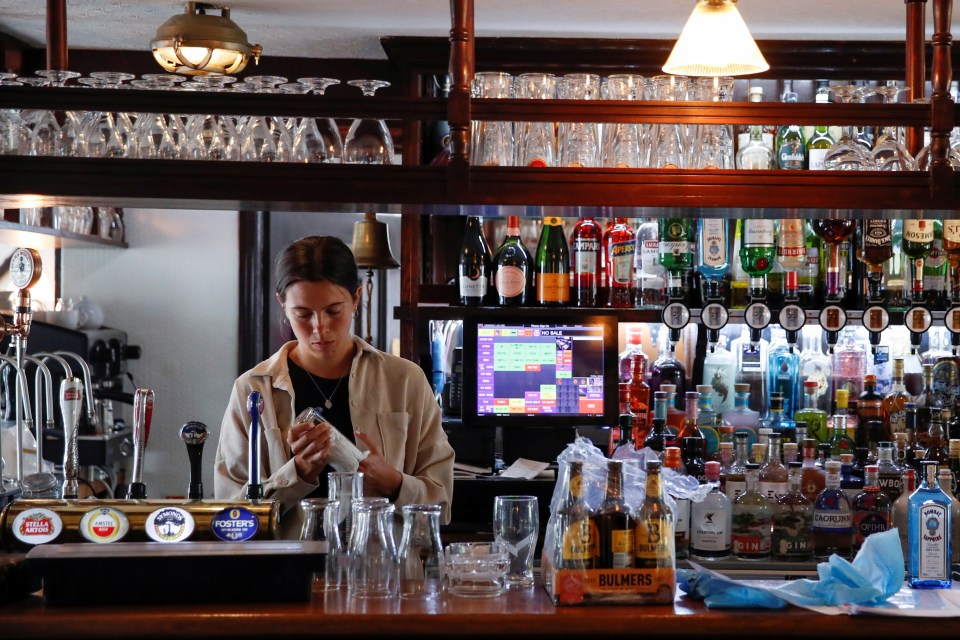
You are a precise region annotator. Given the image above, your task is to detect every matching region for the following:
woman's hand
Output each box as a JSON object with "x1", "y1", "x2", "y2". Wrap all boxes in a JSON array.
[
  {"x1": 287, "y1": 420, "x2": 332, "y2": 484},
  {"x1": 356, "y1": 432, "x2": 403, "y2": 501}
]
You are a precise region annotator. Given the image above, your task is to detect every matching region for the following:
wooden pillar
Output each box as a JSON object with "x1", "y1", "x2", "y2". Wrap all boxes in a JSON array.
[
  {"x1": 46, "y1": 0, "x2": 68, "y2": 71},
  {"x1": 904, "y1": 0, "x2": 927, "y2": 156},
  {"x1": 447, "y1": 0, "x2": 474, "y2": 194},
  {"x1": 930, "y1": 0, "x2": 954, "y2": 200}
]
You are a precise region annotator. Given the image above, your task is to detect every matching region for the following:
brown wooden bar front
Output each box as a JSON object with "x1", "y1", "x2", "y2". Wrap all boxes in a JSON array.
[{"x1": 0, "y1": 583, "x2": 955, "y2": 639}]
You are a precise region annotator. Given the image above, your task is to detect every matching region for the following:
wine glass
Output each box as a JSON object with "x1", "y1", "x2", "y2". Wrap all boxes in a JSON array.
[
  {"x1": 296, "y1": 77, "x2": 343, "y2": 163},
  {"x1": 0, "y1": 76, "x2": 25, "y2": 154},
  {"x1": 237, "y1": 75, "x2": 293, "y2": 162},
  {"x1": 823, "y1": 85, "x2": 875, "y2": 170},
  {"x1": 35, "y1": 69, "x2": 81, "y2": 87},
  {"x1": 282, "y1": 78, "x2": 343, "y2": 163},
  {"x1": 871, "y1": 83, "x2": 917, "y2": 171},
  {"x1": 343, "y1": 79, "x2": 395, "y2": 165},
  {"x1": 89, "y1": 71, "x2": 136, "y2": 89},
  {"x1": 131, "y1": 79, "x2": 179, "y2": 160},
  {"x1": 180, "y1": 75, "x2": 239, "y2": 161}
]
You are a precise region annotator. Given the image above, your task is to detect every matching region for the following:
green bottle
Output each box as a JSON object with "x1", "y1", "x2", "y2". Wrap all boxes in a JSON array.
[
  {"x1": 657, "y1": 218, "x2": 694, "y2": 273},
  {"x1": 794, "y1": 380, "x2": 829, "y2": 444},
  {"x1": 535, "y1": 216, "x2": 571, "y2": 306},
  {"x1": 739, "y1": 219, "x2": 776, "y2": 278},
  {"x1": 806, "y1": 89, "x2": 835, "y2": 171},
  {"x1": 901, "y1": 219, "x2": 935, "y2": 302},
  {"x1": 776, "y1": 80, "x2": 807, "y2": 170}
]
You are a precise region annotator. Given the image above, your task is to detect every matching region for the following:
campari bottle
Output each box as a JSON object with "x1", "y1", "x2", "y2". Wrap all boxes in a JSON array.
[
  {"x1": 605, "y1": 217, "x2": 636, "y2": 308},
  {"x1": 492, "y1": 215, "x2": 533, "y2": 306},
  {"x1": 569, "y1": 215, "x2": 602, "y2": 306}
]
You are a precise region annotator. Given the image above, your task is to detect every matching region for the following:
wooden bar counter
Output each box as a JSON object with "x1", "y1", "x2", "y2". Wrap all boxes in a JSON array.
[{"x1": 0, "y1": 579, "x2": 955, "y2": 639}]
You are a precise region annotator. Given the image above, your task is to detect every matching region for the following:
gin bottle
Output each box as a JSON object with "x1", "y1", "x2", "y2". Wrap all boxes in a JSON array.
[
  {"x1": 642, "y1": 391, "x2": 670, "y2": 454},
  {"x1": 697, "y1": 218, "x2": 732, "y2": 303},
  {"x1": 724, "y1": 432, "x2": 750, "y2": 502},
  {"x1": 732, "y1": 463, "x2": 773, "y2": 560},
  {"x1": 767, "y1": 392, "x2": 797, "y2": 444},
  {"x1": 730, "y1": 325, "x2": 768, "y2": 416},
  {"x1": 828, "y1": 413, "x2": 856, "y2": 460},
  {"x1": 893, "y1": 468, "x2": 916, "y2": 561},
  {"x1": 876, "y1": 441, "x2": 904, "y2": 502},
  {"x1": 767, "y1": 327, "x2": 801, "y2": 417},
  {"x1": 812, "y1": 460, "x2": 854, "y2": 560},
  {"x1": 721, "y1": 382, "x2": 761, "y2": 445},
  {"x1": 852, "y1": 464, "x2": 893, "y2": 551},
  {"x1": 702, "y1": 335, "x2": 737, "y2": 416},
  {"x1": 795, "y1": 380, "x2": 829, "y2": 444},
  {"x1": 695, "y1": 385, "x2": 720, "y2": 458},
  {"x1": 773, "y1": 461, "x2": 813, "y2": 561},
  {"x1": 691, "y1": 461, "x2": 732, "y2": 560},
  {"x1": 908, "y1": 461, "x2": 952, "y2": 589},
  {"x1": 800, "y1": 438, "x2": 827, "y2": 503},
  {"x1": 882, "y1": 357, "x2": 912, "y2": 440},
  {"x1": 759, "y1": 432, "x2": 789, "y2": 502},
  {"x1": 798, "y1": 325, "x2": 832, "y2": 414}
]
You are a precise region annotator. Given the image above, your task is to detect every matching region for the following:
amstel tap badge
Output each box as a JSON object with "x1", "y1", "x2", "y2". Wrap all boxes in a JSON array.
[{"x1": 80, "y1": 507, "x2": 130, "y2": 543}]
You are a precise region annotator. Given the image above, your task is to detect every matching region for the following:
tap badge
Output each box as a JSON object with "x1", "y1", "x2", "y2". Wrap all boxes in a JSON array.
[
  {"x1": 211, "y1": 507, "x2": 259, "y2": 542},
  {"x1": 12, "y1": 508, "x2": 63, "y2": 545},
  {"x1": 80, "y1": 507, "x2": 130, "y2": 543},
  {"x1": 146, "y1": 507, "x2": 195, "y2": 543}
]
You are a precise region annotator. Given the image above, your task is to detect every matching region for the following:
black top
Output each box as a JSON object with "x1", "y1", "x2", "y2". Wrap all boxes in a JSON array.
[{"x1": 287, "y1": 357, "x2": 356, "y2": 496}]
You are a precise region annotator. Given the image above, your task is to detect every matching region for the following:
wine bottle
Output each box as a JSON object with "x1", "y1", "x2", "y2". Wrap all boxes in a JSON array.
[
  {"x1": 535, "y1": 216, "x2": 570, "y2": 306},
  {"x1": 458, "y1": 216, "x2": 492, "y2": 305},
  {"x1": 492, "y1": 215, "x2": 533, "y2": 306},
  {"x1": 570, "y1": 215, "x2": 602, "y2": 306}
]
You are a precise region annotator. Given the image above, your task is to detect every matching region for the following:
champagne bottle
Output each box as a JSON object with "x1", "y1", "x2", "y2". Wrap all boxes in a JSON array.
[
  {"x1": 492, "y1": 215, "x2": 533, "y2": 306},
  {"x1": 458, "y1": 216, "x2": 492, "y2": 305},
  {"x1": 535, "y1": 216, "x2": 571, "y2": 305}
]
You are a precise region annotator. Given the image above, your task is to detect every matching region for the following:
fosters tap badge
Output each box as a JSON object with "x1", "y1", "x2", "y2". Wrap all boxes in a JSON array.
[
  {"x1": 211, "y1": 507, "x2": 259, "y2": 542},
  {"x1": 12, "y1": 508, "x2": 63, "y2": 545},
  {"x1": 146, "y1": 507, "x2": 195, "y2": 543}
]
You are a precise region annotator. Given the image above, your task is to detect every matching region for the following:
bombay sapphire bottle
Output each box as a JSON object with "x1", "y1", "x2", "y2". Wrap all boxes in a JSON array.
[
  {"x1": 697, "y1": 218, "x2": 733, "y2": 304},
  {"x1": 908, "y1": 461, "x2": 953, "y2": 589},
  {"x1": 767, "y1": 327, "x2": 801, "y2": 417}
]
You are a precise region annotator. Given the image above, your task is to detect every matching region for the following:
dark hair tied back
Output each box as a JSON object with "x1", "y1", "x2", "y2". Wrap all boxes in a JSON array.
[{"x1": 275, "y1": 236, "x2": 360, "y2": 299}]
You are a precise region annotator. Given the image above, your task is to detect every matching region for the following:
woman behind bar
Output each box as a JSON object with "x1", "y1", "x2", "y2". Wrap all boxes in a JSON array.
[{"x1": 214, "y1": 235, "x2": 454, "y2": 536}]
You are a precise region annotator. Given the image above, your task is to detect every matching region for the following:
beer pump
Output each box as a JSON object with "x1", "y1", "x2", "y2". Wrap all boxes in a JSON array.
[
  {"x1": 180, "y1": 421, "x2": 208, "y2": 501},
  {"x1": 21, "y1": 355, "x2": 57, "y2": 498},
  {"x1": 126, "y1": 388, "x2": 155, "y2": 499},
  {"x1": 60, "y1": 377, "x2": 84, "y2": 499},
  {"x1": 246, "y1": 391, "x2": 264, "y2": 502}
]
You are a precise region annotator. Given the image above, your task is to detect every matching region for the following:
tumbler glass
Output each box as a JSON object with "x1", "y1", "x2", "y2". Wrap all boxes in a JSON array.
[
  {"x1": 327, "y1": 471, "x2": 364, "y2": 541},
  {"x1": 602, "y1": 74, "x2": 644, "y2": 168},
  {"x1": 492, "y1": 495, "x2": 539, "y2": 588},
  {"x1": 557, "y1": 73, "x2": 601, "y2": 167},
  {"x1": 347, "y1": 500, "x2": 399, "y2": 599},
  {"x1": 300, "y1": 497, "x2": 343, "y2": 591},
  {"x1": 397, "y1": 504, "x2": 444, "y2": 599},
  {"x1": 513, "y1": 73, "x2": 556, "y2": 167},
  {"x1": 470, "y1": 72, "x2": 513, "y2": 166}
]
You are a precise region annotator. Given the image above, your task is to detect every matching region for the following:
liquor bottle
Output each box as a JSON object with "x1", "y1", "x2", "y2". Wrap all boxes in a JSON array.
[
  {"x1": 458, "y1": 216, "x2": 492, "y2": 305},
  {"x1": 660, "y1": 384, "x2": 686, "y2": 433},
  {"x1": 811, "y1": 219, "x2": 856, "y2": 300},
  {"x1": 691, "y1": 461, "x2": 732, "y2": 560},
  {"x1": 851, "y1": 464, "x2": 893, "y2": 551},
  {"x1": 611, "y1": 414, "x2": 635, "y2": 458},
  {"x1": 682, "y1": 436, "x2": 706, "y2": 484},
  {"x1": 555, "y1": 460, "x2": 597, "y2": 570},
  {"x1": 676, "y1": 391, "x2": 703, "y2": 444},
  {"x1": 925, "y1": 329, "x2": 960, "y2": 410},
  {"x1": 737, "y1": 119, "x2": 774, "y2": 169},
  {"x1": 840, "y1": 452, "x2": 864, "y2": 504},
  {"x1": 657, "y1": 218, "x2": 694, "y2": 297},
  {"x1": 799, "y1": 222, "x2": 822, "y2": 307},
  {"x1": 775, "y1": 81, "x2": 806, "y2": 170},
  {"x1": 725, "y1": 432, "x2": 750, "y2": 502},
  {"x1": 901, "y1": 218, "x2": 935, "y2": 302},
  {"x1": 903, "y1": 340, "x2": 925, "y2": 396},
  {"x1": 535, "y1": 216, "x2": 570, "y2": 306},
  {"x1": 697, "y1": 218, "x2": 732, "y2": 302},
  {"x1": 649, "y1": 334, "x2": 688, "y2": 410},
  {"x1": 773, "y1": 461, "x2": 814, "y2": 561},
  {"x1": 718, "y1": 441, "x2": 735, "y2": 495},
  {"x1": 915, "y1": 364, "x2": 942, "y2": 445},
  {"x1": 800, "y1": 438, "x2": 827, "y2": 503},
  {"x1": 943, "y1": 218, "x2": 960, "y2": 302},
  {"x1": 784, "y1": 439, "x2": 800, "y2": 464},
  {"x1": 812, "y1": 460, "x2": 854, "y2": 560},
  {"x1": 736, "y1": 86, "x2": 774, "y2": 153},
  {"x1": 729, "y1": 221, "x2": 749, "y2": 309},
  {"x1": 767, "y1": 393, "x2": 796, "y2": 444},
  {"x1": 903, "y1": 402, "x2": 924, "y2": 475},
  {"x1": 831, "y1": 327, "x2": 868, "y2": 402},
  {"x1": 882, "y1": 357, "x2": 911, "y2": 440},
  {"x1": 643, "y1": 391, "x2": 671, "y2": 454},
  {"x1": 767, "y1": 327, "x2": 801, "y2": 417},
  {"x1": 636, "y1": 219, "x2": 667, "y2": 309},
  {"x1": 732, "y1": 463, "x2": 773, "y2": 560},
  {"x1": 950, "y1": 439, "x2": 960, "y2": 480},
  {"x1": 702, "y1": 335, "x2": 736, "y2": 416},
  {"x1": 618, "y1": 326, "x2": 646, "y2": 383},
  {"x1": 923, "y1": 220, "x2": 947, "y2": 309},
  {"x1": 635, "y1": 459, "x2": 675, "y2": 570},
  {"x1": 759, "y1": 432, "x2": 789, "y2": 502},
  {"x1": 795, "y1": 380, "x2": 829, "y2": 444},
  {"x1": 806, "y1": 89, "x2": 835, "y2": 171},
  {"x1": 907, "y1": 461, "x2": 952, "y2": 589},
  {"x1": 893, "y1": 468, "x2": 916, "y2": 560},
  {"x1": 936, "y1": 468, "x2": 960, "y2": 565},
  {"x1": 828, "y1": 413, "x2": 856, "y2": 460},
  {"x1": 605, "y1": 217, "x2": 636, "y2": 308},
  {"x1": 730, "y1": 325, "x2": 768, "y2": 416},
  {"x1": 569, "y1": 215, "x2": 602, "y2": 307},
  {"x1": 721, "y1": 382, "x2": 761, "y2": 444},
  {"x1": 695, "y1": 385, "x2": 720, "y2": 459},
  {"x1": 858, "y1": 374, "x2": 887, "y2": 454},
  {"x1": 662, "y1": 446, "x2": 690, "y2": 560},
  {"x1": 594, "y1": 459, "x2": 634, "y2": 569},
  {"x1": 799, "y1": 327, "x2": 832, "y2": 413},
  {"x1": 876, "y1": 441, "x2": 904, "y2": 502},
  {"x1": 628, "y1": 356, "x2": 651, "y2": 444},
  {"x1": 857, "y1": 219, "x2": 894, "y2": 301},
  {"x1": 922, "y1": 408, "x2": 951, "y2": 473},
  {"x1": 739, "y1": 219, "x2": 776, "y2": 284},
  {"x1": 492, "y1": 215, "x2": 533, "y2": 306}
]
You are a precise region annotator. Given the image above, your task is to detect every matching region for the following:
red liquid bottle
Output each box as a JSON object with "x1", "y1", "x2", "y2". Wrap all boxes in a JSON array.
[
  {"x1": 605, "y1": 217, "x2": 636, "y2": 308},
  {"x1": 570, "y1": 215, "x2": 603, "y2": 307},
  {"x1": 629, "y1": 356, "x2": 651, "y2": 443}
]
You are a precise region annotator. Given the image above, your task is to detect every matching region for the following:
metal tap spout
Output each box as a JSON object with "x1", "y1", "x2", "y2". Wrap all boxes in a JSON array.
[
  {"x1": 54, "y1": 351, "x2": 101, "y2": 434},
  {"x1": 0, "y1": 355, "x2": 34, "y2": 484}
]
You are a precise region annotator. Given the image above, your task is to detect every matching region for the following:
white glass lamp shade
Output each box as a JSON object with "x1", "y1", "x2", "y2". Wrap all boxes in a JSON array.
[{"x1": 662, "y1": 0, "x2": 769, "y2": 77}]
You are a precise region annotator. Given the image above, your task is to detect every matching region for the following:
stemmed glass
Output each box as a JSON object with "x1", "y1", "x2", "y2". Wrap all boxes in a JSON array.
[
  {"x1": 281, "y1": 78, "x2": 343, "y2": 163},
  {"x1": 237, "y1": 75, "x2": 293, "y2": 162},
  {"x1": 78, "y1": 75, "x2": 137, "y2": 158},
  {"x1": 183, "y1": 75, "x2": 239, "y2": 161},
  {"x1": 823, "y1": 85, "x2": 876, "y2": 170},
  {"x1": 343, "y1": 79, "x2": 395, "y2": 164},
  {"x1": 913, "y1": 98, "x2": 960, "y2": 170},
  {"x1": 871, "y1": 83, "x2": 917, "y2": 171},
  {"x1": 89, "y1": 71, "x2": 136, "y2": 88},
  {"x1": 131, "y1": 78, "x2": 179, "y2": 159}
]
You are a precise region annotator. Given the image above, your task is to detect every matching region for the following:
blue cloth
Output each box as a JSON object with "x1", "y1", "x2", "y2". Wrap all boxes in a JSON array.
[{"x1": 677, "y1": 569, "x2": 786, "y2": 609}]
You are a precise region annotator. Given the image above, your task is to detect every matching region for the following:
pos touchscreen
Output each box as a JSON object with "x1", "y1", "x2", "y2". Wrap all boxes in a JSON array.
[{"x1": 460, "y1": 313, "x2": 619, "y2": 427}]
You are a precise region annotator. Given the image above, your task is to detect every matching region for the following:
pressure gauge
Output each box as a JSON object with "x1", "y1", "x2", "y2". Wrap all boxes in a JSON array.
[{"x1": 9, "y1": 247, "x2": 42, "y2": 290}]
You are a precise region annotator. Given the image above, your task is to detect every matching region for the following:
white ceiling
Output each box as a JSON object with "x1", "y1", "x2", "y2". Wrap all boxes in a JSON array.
[{"x1": 0, "y1": 0, "x2": 955, "y2": 60}]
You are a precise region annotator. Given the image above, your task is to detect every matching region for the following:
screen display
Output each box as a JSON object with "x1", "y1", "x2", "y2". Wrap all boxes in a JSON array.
[{"x1": 463, "y1": 318, "x2": 618, "y2": 425}]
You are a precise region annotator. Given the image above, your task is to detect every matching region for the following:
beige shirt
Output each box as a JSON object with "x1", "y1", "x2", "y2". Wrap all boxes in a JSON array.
[{"x1": 213, "y1": 337, "x2": 454, "y2": 537}]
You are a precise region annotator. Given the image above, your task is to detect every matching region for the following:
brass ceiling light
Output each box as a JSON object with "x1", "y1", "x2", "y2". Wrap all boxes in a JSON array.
[
  {"x1": 151, "y1": 2, "x2": 262, "y2": 76},
  {"x1": 662, "y1": 0, "x2": 769, "y2": 77}
]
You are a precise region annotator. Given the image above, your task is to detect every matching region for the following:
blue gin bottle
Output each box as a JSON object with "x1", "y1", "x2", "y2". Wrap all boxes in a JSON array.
[
  {"x1": 767, "y1": 327, "x2": 801, "y2": 417},
  {"x1": 908, "y1": 461, "x2": 953, "y2": 589},
  {"x1": 697, "y1": 218, "x2": 732, "y2": 303}
]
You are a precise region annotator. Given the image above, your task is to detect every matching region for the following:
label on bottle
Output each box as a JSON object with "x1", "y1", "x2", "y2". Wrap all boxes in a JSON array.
[
  {"x1": 864, "y1": 219, "x2": 892, "y2": 247},
  {"x1": 854, "y1": 510, "x2": 890, "y2": 545},
  {"x1": 916, "y1": 503, "x2": 949, "y2": 581},
  {"x1": 635, "y1": 515, "x2": 674, "y2": 563},
  {"x1": 611, "y1": 529, "x2": 635, "y2": 569},
  {"x1": 743, "y1": 220, "x2": 774, "y2": 247},
  {"x1": 700, "y1": 219, "x2": 727, "y2": 268},
  {"x1": 725, "y1": 480, "x2": 746, "y2": 502},
  {"x1": 641, "y1": 240, "x2": 663, "y2": 275},
  {"x1": 495, "y1": 265, "x2": 526, "y2": 298},
  {"x1": 674, "y1": 498, "x2": 690, "y2": 535},
  {"x1": 537, "y1": 273, "x2": 570, "y2": 303},
  {"x1": 944, "y1": 220, "x2": 960, "y2": 243},
  {"x1": 740, "y1": 345, "x2": 762, "y2": 372},
  {"x1": 812, "y1": 509, "x2": 853, "y2": 531},
  {"x1": 658, "y1": 241, "x2": 689, "y2": 259},
  {"x1": 572, "y1": 237, "x2": 599, "y2": 275},
  {"x1": 691, "y1": 504, "x2": 730, "y2": 552},
  {"x1": 778, "y1": 137, "x2": 805, "y2": 170},
  {"x1": 777, "y1": 219, "x2": 805, "y2": 256},
  {"x1": 903, "y1": 220, "x2": 935, "y2": 244},
  {"x1": 760, "y1": 481, "x2": 789, "y2": 502},
  {"x1": 808, "y1": 148, "x2": 829, "y2": 171},
  {"x1": 562, "y1": 518, "x2": 598, "y2": 562},
  {"x1": 773, "y1": 508, "x2": 812, "y2": 558},
  {"x1": 931, "y1": 359, "x2": 958, "y2": 407},
  {"x1": 610, "y1": 240, "x2": 635, "y2": 284},
  {"x1": 731, "y1": 506, "x2": 772, "y2": 556},
  {"x1": 459, "y1": 273, "x2": 488, "y2": 298}
]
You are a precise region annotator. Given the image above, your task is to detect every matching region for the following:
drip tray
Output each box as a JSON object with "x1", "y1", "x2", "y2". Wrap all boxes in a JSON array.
[{"x1": 28, "y1": 540, "x2": 324, "y2": 606}]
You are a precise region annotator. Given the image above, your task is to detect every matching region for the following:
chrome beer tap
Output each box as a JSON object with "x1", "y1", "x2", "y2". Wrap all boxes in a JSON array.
[
  {"x1": 21, "y1": 355, "x2": 58, "y2": 498},
  {"x1": 0, "y1": 355, "x2": 35, "y2": 485},
  {"x1": 54, "y1": 351, "x2": 101, "y2": 435},
  {"x1": 126, "y1": 388, "x2": 155, "y2": 499},
  {"x1": 59, "y1": 377, "x2": 84, "y2": 499},
  {"x1": 246, "y1": 391, "x2": 264, "y2": 502},
  {"x1": 180, "y1": 421, "x2": 208, "y2": 500}
]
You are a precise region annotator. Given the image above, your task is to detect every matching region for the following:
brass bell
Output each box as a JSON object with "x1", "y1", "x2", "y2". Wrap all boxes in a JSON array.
[{"x1": 351, "y1": 213, "x2": 399, "y2": 269}]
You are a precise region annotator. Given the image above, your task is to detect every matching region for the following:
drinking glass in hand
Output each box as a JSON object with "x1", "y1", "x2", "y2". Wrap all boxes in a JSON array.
[{"x1": 492, "y1": 495, "x2": 539, "y2": 588}]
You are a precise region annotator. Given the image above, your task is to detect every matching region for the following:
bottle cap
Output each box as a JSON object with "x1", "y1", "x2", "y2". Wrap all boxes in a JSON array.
[
  {"x1": 894, "y1": 433, "x2": 907, "y2": 443},
  {"x1": 654, "y1": 391, "x2": 669, "y2": 400},
  {"x1": 784, "y1": 441, "x2": 797, "y2": 452},
  {"x1": 804, "y1": 380, "x2": 818, "y2": 389},
  {"x1": 645, "y1": 459, "x2": 661, "y2": 472},
  {"x1": 835, "y1": 388, "x2": 850, "y2": 407},
  {"x1": 696, "y1": 385, "x2": 712, "y2": 394},
  {"x1": 618, "y1": 413, "x2": 633, "y2": 428},
  {"x1": 627, "y1": 327, "x2": 643, "y2": 344},
  {"x1": 758, "y1": 428, "x2": 773, "y2": 435},
  {"x1": 938, "y1": 468, "x2": 953, "y2": 478},
  {"x1": 734, "y1": 383, "x2": 750, "y2": 393},
  {"x1": 840, "y1": 453, "x2": 854, "y2": 463},
  {"x1": 704, "y1": 461, "x2": 721, "y2": 479},
  {"x1": 802, "y1": 438, "x2": 816, "y2": 448},
  {"x1": 788, "y1": 461, "x2": 803, "y2": 469},
  {"x1": 685, "y1": 391, "x2": 700, "y2": 401},
  {"x1": 719, "y1": 441, "x2": 734, "y2": 450},
  {"x1": 663, "y1": 447, "x2": 683, "y2": 469},
  {"x1": 735, "y1": 432, "x2": 749, "y2": 443},
  {"x1": 865, "y1": 465, "x2": 879, "y2": 474},
  {"x1": 751, "y1": 443, "x2": 766, "y2": 457},
  {"x1": 826, "y1": 460, "x2": 841, "y2": 471},
  {"x1": 949, "y1": 439, "x2": 960, "y2": 453},
  {"x1": 864, "y1": 374, "x2": 877, "y2": 384},
  {"x1": 745, "y1": 462, "x2": 760, "y2": 470},
  {"x1": 661, "y1": 384, "x2": 677, "y2": 393}
]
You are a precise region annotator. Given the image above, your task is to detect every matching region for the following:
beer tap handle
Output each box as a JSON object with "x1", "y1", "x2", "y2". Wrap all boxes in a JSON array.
[
  {"x1": 180, "y1": 421, "x2": 208, "y2": 501},
  {"x1": 126, "y1": 388, "x2": 155, "y2": 499},
  {"x1": 59, "y1": 377, "x2": 84, "y2": 499},
  {"x1": 246, "y1": 391, "x2": 265, "y2": 502}
]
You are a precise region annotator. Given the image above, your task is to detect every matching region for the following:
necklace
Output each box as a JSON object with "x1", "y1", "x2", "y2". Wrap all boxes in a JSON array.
[{"x1": 306, "y1": 371, "x2": 345, "y2": 410}]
